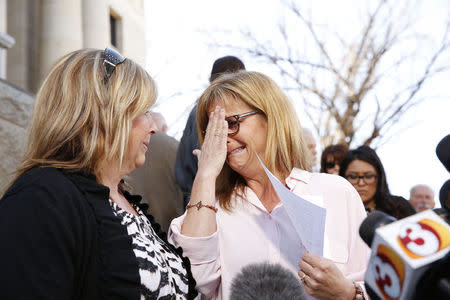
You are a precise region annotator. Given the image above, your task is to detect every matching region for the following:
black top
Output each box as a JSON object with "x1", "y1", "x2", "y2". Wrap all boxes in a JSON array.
[
  {"x1": 0, "y1": 167, "x2": 197, "y2": 300},
  {"x1": 386, "y1": 195, "x2": 416, "y2": 220},
  {"x1": 174, "y1": 105, "x2": 200, "y2": 205}
]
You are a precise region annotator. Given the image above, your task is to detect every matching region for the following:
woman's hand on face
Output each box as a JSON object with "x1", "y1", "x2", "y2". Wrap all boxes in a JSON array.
[
  {"x1": 298, "y1": 252, "x2": 355, "y2": 300},
  {"x1": 193, "y1": 106, "x2": 228, "y2": 180}
]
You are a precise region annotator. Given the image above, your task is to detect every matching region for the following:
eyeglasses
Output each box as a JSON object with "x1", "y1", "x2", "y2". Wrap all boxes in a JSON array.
[
  {"x1": 345, "y1": 174, "x2": 377, "y2": 185},
  {"x1": 324, "y1": 161, "x2": 338, "y2": 169},
  {"x1": 144, "y1": 110, "x2": 152, "y2": 122},
  {"x1": 226, "y1": 111, "x2": 260, "y2": 136},
  {"x1": 103, "y1": 47, "x2": 126, "y2": 83}
]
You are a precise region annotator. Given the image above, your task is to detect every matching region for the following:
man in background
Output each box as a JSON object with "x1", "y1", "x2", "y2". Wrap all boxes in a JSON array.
[
  {"x1": 128, "y1": 112, "x2": 184, "y2": 232},
  {"x1": 409, "y1": 184, "x2": 435, "y2": 212},
  {"x1": 174, "y1": 56, "x2": 246, "y2": 205},
  {"x1": 302, "y1": 127, "x2": 318, "y2": 170}
]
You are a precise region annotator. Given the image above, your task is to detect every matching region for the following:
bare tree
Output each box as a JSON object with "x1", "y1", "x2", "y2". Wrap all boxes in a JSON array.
[{"x1": 214, "y1": 0, "x2": 450, "y2": 148}]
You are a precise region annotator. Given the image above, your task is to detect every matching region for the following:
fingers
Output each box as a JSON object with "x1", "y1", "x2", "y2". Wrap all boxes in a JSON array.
[
  {"x1": 192, "y1": 149, "x2": 201, "y2": 158},
  {"x1": 299, "y1": 255, "x2": 324, "y2": 286},
  {"x1": 297, "y1": 270, "x2": 318, "y2": 296},
  {"x1": 195, "y1": 106, "x2": 228, "y2": 179},
  {"x1": 205, "y1": 106, "x2": 226, "y2": 141},
  {"x1": 302, "y1": 252, "x2": 321, "y2": 268},
  {"x1": 298, "y1": 259, "x2": 314, "y2": 277}
]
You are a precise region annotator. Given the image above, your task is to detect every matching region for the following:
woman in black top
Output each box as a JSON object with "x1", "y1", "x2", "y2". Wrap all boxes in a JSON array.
[
  {"x1": 0, "y1": 48, "x2": 197, "y2": 299},
  {"x1": 339, "y1": 145, "x2": 415, "y2": 219}
]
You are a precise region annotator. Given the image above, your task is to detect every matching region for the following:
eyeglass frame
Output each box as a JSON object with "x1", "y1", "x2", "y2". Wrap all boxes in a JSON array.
[
  {"x1": 103, "y1": 47, "x2": 126, "y2": 83},
  {"x1": 226, "y1": 111, "x2": 260, "y2": 136},
  {"x1": 345, "y1": 174, "x2": 378, "y2": 185}
]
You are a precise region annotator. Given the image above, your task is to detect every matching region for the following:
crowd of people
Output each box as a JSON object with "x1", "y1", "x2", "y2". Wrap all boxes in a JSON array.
[{"x1": 0, "y1": 48, "x2": 444, "y2": 300}]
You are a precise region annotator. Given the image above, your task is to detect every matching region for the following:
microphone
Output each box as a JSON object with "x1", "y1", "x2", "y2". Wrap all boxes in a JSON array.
[
  {"x1": 439, "y1": 179, "x2": 450, "y2": 211},
  {"x1": 360, "y1": 210, "x2": 450, "y2": 300},
  {"x1": 230, "y1": 262, "x2": 307, "y2": 300},
  {"x1": 436, "y1": 134, "x2": 450, "y2": 172},
  {"x1": 359, "y1": 211, "x2": 397, "y2": 247}
]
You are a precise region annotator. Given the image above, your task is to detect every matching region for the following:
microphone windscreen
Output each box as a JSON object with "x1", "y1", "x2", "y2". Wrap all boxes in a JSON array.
[
  {"x1": 436, "y1": 134, "x2": 450, "y2": 172},
  {"x1": 439, "y1": 179, "x2": 450, "y2": 210},
  {"x1": 359, "y1": 210, "x2": 396, "y2": 247},
  {"x1": 230, "y1": 262, "x2": 306, "y2": 300}
]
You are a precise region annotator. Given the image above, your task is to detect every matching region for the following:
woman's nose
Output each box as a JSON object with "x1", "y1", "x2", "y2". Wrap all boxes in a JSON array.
[{"x1": 148, "y1": 118, "x2": 158, "y2": 135}]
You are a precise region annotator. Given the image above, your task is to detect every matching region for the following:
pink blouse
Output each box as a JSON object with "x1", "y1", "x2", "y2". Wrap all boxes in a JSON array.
[{"x1": 169, "y1": 169, "x2": 370, "y2": 299}]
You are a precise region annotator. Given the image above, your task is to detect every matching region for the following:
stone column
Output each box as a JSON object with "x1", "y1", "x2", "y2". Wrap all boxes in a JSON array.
[
  {"x1": 82, "y1": 0, "x2": 109, "y2": 49},
  {"x1": 6, "y1": 0, "x2": 32, "y2": 90},
  {"x1": 39, "y1": 0, "x2": 83, "y2": 83},
  {"x1": 0, "y1": 0, "x2": 10, "y2": 78}
]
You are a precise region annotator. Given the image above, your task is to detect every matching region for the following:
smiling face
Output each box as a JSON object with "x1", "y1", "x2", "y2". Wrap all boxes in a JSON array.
[
  {"x1": 208, "y1": 98, "x2": 267, "y2": 179},
  {"x1": 124, "y1": 111, "x2": 157, "y2": 171},
  {"x1": 345, "y1": 159, "x2": 378, "y2": 205}
]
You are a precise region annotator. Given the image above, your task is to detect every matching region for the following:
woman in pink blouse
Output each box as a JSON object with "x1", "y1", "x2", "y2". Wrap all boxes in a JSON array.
[{"x1": 169, "y1": 71, "x2": 370, "y2": 300}]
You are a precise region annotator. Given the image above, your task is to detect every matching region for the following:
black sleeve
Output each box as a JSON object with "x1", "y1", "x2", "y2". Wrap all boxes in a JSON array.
[
  {"x1": 0, "y1": 182, "x2": 81, "y2": 299},
  {"x1": 174, "y1": 105, "x2": 200, "y2": 198}
]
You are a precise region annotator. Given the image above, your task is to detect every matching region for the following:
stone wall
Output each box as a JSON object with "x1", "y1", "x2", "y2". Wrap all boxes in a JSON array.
[{"x1": 0, "y1": 78, "x2": 34, "y2": 191}]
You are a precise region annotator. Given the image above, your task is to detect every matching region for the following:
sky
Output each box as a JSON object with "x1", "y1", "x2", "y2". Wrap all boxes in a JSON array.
[{"x1": 144, "y1": 0, "x2": 450, "y2": 206}]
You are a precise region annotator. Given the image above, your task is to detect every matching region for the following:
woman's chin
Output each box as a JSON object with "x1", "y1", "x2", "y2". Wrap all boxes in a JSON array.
[
  {"x1": 135, "y1": 159, "x2": 145, "y2": 168},
  {"x1": 131, "y1": 155, "x2": 146, "y2": 170}
]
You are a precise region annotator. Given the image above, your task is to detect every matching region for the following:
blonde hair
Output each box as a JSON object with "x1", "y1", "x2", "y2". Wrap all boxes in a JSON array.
[
  {"x1": 9, "y1": 48, "x2": 156, "y2": 187},
  {"x1": 197, "y1": 71, "x2": 310, "y2": 210}
]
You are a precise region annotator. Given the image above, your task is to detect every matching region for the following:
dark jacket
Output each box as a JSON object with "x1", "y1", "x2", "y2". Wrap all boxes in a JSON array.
[
  {"x1": 174, "y1": 105, "x2": 200, "y2": 205},
  {"x1": 388, "y1": 195, "x2": 416, "y2": 219},
  {"x1": 129, "y1": 132, "x2": 184, "y2": 232},
  {"x1": 0, "y1": 167, "x2": 196, "y2": 300}
]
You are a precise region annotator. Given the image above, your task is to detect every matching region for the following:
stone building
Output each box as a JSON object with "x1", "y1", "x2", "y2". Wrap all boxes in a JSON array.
[{"x1": 0, "y1": 0, "x2": 146, "y2": 191}]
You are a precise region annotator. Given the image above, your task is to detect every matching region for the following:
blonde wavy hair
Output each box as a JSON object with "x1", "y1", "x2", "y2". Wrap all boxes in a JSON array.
[
  {"x1": 8, "y1": 48, "x2": 156, "y2": 187},
  {"x1": 197, "y1": 71, "x2": 311, "y2": 210}
]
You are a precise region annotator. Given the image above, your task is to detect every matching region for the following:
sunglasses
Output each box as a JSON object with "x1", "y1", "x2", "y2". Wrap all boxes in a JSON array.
[
  {"x1": 226, "y1": 111, "x2": 260, "y2": 136},
  {"x1": 103, "y1": 47, "x2": 126, "y2": 83},
  {"x1": 324, "y1": 161, "x2": 338, "y2": 169}
]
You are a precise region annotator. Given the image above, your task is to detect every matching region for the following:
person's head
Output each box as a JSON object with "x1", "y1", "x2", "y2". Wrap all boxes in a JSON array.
[
  {"x1": 409, "y1": 184, "x2": 435, "y2": 212},
  {"x1": 320, "y1": 144, "x2": 349, "y2": 174},
  {"x1": 209, "y1": 56, "x2": 246, "y2": 83},
  {"x1": 339, "y1": 145, "x2": 390, "y2": 209},
  {"x1": 150, "y1": 112, "x2": 168, "y2": 133},
  {"x1": 302, "y1": 128, "x2": 317, "y2": 166},
  {"x1": 197, "y1": 71, "x2": 310, "y2": 210},
  {"x1": 14, "y1": 48, "x2": 157, "y2": 182}
]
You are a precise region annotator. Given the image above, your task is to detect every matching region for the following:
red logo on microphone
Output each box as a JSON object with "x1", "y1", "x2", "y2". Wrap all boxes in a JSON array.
[
  {"x1": 373, "y1": 244, "x2": 405, "y2": 300},
  {"x1": 397, "y1": 218, "x2": 450, "y2": 259}
]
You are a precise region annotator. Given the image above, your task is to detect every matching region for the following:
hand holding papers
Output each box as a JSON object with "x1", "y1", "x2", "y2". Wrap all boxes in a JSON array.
[{"x1": 257, "y1": 155, "x2": 326, "y2": 257}]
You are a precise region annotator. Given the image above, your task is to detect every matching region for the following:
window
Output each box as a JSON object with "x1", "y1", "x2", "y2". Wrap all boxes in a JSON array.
[{"x1": 109, "y1": 10, "x2": 122, "y2": 50}]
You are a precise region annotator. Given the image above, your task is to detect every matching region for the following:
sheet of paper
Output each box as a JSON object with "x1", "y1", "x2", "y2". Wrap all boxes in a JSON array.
[{"x1": 257, "y1": 156, "x2": 326, "y2": 257}]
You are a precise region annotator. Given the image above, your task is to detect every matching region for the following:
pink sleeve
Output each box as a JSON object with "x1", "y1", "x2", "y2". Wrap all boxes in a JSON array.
[
  {"x1": 168, "y1": 213, "x2": 222, "y2": 298},
  {"x1": 344, "y1": 181, "x2": 372, "y2": 298}
]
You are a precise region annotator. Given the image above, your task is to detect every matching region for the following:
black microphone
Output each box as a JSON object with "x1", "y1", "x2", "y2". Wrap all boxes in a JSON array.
[
  {"x1": 359, "y1": 210, "x2": 397, "y2": 247},
  {"x1": 436, "y1": 134, "x2": 450, "y2": 172},
  {"x1": 230, "y1": 262, "x2": 307, "y2": 300},
  {"x1": 439, "y1": 179, "x2": 450, "y2": 211}
]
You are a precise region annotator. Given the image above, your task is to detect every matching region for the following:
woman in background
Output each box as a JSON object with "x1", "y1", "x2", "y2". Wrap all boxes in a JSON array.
[
  {"x1": 0, "y1": 48, "x2": 197, "y2": 299},
  {"x1": 320, "y1": 143, "x2": 349, "y2": 174},
  {"x1": 340, "y1": 145, "x2": 415, "y2": 219}
]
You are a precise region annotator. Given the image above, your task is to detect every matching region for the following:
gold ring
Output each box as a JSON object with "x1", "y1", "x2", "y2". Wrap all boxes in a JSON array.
[{"x1": 300, "y1": 273, "x2": 307, "y2": 284}]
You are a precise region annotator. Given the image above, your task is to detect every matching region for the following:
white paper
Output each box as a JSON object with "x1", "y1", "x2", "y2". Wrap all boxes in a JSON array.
[{"x1": 257, "y1": 155, "x2": 326, "y2": 257}]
